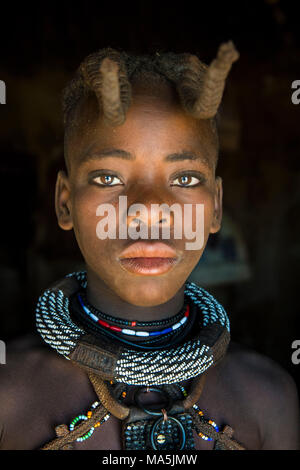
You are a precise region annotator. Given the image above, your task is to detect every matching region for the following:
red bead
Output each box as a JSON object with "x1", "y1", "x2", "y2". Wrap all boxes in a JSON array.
[
  {"x1": 131, "y1": 321, "x2": 136, "y2": 327},
  {"x1": 185, "y1": 305, "x2": 190, "y2": 317},
  {"x1": 109, "y1": 325, "x2": 122, "y2": 332},
  {"x1": 98, "y1": 319, "x2": 109, "y2": 328}
]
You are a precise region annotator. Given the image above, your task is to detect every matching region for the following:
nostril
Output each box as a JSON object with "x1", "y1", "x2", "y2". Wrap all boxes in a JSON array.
[{"x1": 129, "y1": 217, "x2": 169, "y2": 225}]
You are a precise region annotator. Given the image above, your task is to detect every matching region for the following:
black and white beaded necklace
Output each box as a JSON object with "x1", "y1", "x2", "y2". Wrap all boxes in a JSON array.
[
  {"x1": 35, "y1": 271, "x2": 230, "y2": 386},
  {"x1": 35, "y1": 272, "x2": 245, "y2": 451}
]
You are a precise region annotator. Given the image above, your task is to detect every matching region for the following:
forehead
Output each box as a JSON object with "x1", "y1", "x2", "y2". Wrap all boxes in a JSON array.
[{"x1": 65, "y1": 86, "x2": 218, "y2": 171}]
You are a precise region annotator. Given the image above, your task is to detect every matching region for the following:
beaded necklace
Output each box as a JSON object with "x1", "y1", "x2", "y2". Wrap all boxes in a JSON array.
[
  {"x1": 36, "y1": 272, "x2": 245, "y2": 451},
  {"x1": 70, "y1": 291, "x2": 194, "y2": 351},
  {"x1": 68, "y1": 386, "x2": 128, "y2": 443},
  {"x1": 66, "y1": 386, "x2": 217, "y2": 447},
  {"x1": 79, "y1": 290, "x2": 189, "y2": 328},
  {"x1": 77, "y1": 293, "x2": 190, "y2": 338},
  {"x1": 55, "y1": 381, "x2": 242, "y2": 450},
  {"x1": 36, "y1": 271, "x2": 230, "y2": 385}
]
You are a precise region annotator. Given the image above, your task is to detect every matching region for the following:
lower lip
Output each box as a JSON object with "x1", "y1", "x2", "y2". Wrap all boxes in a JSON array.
[{"x1": 119, "y1": 257, "x2": 177, "y2": 275}]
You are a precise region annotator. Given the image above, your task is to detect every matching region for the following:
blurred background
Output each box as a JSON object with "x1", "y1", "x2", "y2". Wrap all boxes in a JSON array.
[{"x1": 0, "y1": 0, "x2": 299, "y2": 391}]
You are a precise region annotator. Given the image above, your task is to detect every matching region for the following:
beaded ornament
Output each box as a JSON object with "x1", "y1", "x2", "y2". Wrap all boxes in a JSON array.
[
  {"x1": 36, "y1": 271, "x2": 230, "y2": 386},
  {"x1": 77, "y1": 293, "x2": 190, "y2": 337}
]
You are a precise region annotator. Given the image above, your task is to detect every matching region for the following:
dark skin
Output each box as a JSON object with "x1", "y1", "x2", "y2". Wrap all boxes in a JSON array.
[
  {"x1": 0, "y1": 82, "x2": 299, "y2": 450},
  {"x1": 59, "y1": 81, "x2": 222, "y2": 314}
]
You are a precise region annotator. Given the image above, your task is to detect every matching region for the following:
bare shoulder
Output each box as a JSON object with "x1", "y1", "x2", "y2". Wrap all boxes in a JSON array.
[
  {"x1": 0, "y1": 335, "x2": 73, "y2": 426},
  {"x1": 0, "y1": 335, "x2": 54, "y2": 406},
  {"x1": 0, "y1": 335, "x2": 95, "y2": 449},
  {"x1": 0, "y1": 333, "x2": 82, "y2": 395},
  {"x1": 217, "y1": 341, "x2": 300, "y2": 449},
  {"x1": 224, "y1": 341, "x2": 297, "y2": 390},
  {"x1": 0, "y1": 334, "x2": 63, "y2": 385}
]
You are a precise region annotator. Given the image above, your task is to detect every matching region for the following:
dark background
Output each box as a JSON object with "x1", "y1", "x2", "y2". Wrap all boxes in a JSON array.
[{"x1": 0, "y1": 0, "x2": 299, "y2": 392}]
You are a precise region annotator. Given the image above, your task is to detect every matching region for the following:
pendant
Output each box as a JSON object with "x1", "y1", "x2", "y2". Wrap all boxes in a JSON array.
[
  {"x1": 122, "y1": 386, "x2": 195, "y2": 450},
  {"x1": 123, "y1": 412, "x2": 195, "y2": 450}
]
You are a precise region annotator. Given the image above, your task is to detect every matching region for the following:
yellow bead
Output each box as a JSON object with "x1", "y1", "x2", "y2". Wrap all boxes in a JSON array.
[{"x1": 87, "y1": 411, "x2": 92, "y2": 418}]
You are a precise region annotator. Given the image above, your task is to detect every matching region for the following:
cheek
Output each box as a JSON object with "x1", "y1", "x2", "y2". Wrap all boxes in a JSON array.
[
  {"x1": 70, "y1": 187, "x2": 115, "y2": 258},
  {"x1": 178, "y1": 189, "x2": 215, "y2": 237},
  {"x1": 178, "y1": 192, "x2": 215, "y2": 265}
]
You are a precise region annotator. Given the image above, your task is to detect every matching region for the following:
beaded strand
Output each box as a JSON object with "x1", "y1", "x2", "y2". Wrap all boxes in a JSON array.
[
  {"x1": 179, "y1": 386, "x2": 219, "y2": 442},
  {"x1": 78, "y1": 293, "x2": 190, "y2": 337},
  {"x1": 69, "y1": 388, "x2": 127, "y2": 442},
  {"x1": 192, "y1": 403, "x2": 219, "y2": 441},
  {"x1": 69, "y1": 401, "x2": 110, "y2": 442},
  {"x1": 79, "y1": 291, "x2": 189, "y2": 328},
  {"x1": 69, "y1": 400, "x2": 111, "y2": 442}
]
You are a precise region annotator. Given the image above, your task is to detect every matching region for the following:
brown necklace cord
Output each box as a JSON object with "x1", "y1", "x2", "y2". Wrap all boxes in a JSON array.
[
  {"x1": 88, "y1": 372, "x2": 244, "y2": 450},
  {"x1": 40, "y1": 404, "x2": 108, "y2": 450},
  {"x1": 39, "y1": 373, "x2": 206, "y2": 450},
  {"x1": 182, "y1": 374, "x2": 207, "y2": 410},
  {"x1": 191, "y1": 411, "x2": 245, "y2": 450},
  {"x1": 40, "y1": 371, "x2": 244, "y2": 450},
  {"x1": 88, "y1": 373, "x2": 130, "y2": 420},
  {"x1": 40, "y1": 376, "x2": 128, "y2": 450}
]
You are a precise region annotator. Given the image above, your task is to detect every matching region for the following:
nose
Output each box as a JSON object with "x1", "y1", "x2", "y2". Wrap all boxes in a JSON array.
[
  {"x1": 124, "y1": 186, "x2": 176, "y2": 237},
  {"x1": 127, "y1": 203, "x2": 173, "y2": 228}
]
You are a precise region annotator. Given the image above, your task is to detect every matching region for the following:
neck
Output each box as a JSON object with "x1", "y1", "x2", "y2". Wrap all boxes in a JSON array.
[{"x1": 86, "y1": 268, "x2": 186, "y2": 323}]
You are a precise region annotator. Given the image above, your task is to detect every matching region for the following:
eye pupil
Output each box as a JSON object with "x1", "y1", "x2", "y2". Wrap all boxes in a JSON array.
[
  {"x1": 101, "y1": 175, "x2": 113, "y2": 184},
  {"x1": 181, "y1": 176, "x2": 190, "y2": 185}
]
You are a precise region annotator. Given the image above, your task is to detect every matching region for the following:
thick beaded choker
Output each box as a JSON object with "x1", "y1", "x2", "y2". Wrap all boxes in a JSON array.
[
  {"x1": 77, "y1": 293, "x2": 190, "y2": 338},
  {"x1": 36, "y1": 271, "x2": 230, "y2": 386}
]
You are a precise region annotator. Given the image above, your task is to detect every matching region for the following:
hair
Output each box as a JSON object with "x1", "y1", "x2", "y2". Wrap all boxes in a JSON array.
[{"x1": 62, "y1": 42, "x2": 239, "y2": 167}]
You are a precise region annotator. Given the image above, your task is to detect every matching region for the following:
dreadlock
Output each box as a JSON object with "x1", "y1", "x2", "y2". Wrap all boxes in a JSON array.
[{"x1": 62, "y1": 41, "x2": 239, "y2": 157}]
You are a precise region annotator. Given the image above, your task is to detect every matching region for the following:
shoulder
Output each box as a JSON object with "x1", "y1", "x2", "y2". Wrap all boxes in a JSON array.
[
  {"x1": 224, "y1": 342, "x2": 296, "y2": 390},
  {"x1": 0, "y1": 334, "x2": 61, "y2": 383},
  {"x1": 0, "y1": 333, "x2": 83, "y2": 397},
  {"x1": 0, "y1": 334, "x2": 75, "y2": 448},
  {"x1": 218, "y1": 342, "x2": 300, "y2": 449},
  {"x1": 0, "y1": 334, "x2": 59, "y2": 407}
]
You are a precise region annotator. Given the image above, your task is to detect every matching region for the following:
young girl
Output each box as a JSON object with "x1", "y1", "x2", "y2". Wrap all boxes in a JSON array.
[{"x1": 0, "y1": 42, "x2": 299, "y2": 450}]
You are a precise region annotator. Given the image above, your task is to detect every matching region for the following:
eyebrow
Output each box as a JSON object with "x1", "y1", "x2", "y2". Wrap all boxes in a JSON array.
[{"x1": 80, "y1": 148, "x2": 212, "y2": 168}]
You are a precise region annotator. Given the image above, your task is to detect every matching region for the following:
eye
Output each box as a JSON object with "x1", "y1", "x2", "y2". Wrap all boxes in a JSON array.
[
  {"x1": 171, "y1": 174, "x2": 204, "y2": 187},
  {"x1": 92, "y1": 174, "x2": 123, "y2": 186}
]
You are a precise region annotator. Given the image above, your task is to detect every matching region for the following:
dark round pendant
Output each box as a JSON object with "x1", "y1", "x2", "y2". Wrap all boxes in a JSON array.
[
  {"x1": 150, "y1": 416, "x2": 186, "y2": 450},
  {"x1": 134, "y1": 387, "x2": 173, "y2": 416}
]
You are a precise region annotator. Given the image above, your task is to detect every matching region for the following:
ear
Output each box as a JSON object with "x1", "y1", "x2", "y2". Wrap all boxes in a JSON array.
[
  {"x1": 55, "y1": 170, "x2": 73, "y2": 230},
  {"x1": 210, "y1": 176, "x2": 223, "y2": 234}
]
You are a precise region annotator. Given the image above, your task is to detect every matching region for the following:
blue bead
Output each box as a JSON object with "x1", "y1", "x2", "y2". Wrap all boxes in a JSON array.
[{"x1": 161, "y1": 327, "x2": 172, "y2": 334}]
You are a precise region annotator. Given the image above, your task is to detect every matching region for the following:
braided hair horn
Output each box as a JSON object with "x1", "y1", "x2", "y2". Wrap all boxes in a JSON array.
[
  {"x1": 176, "y1": 41, "x2": 239, "y2": 120},
  {"x1": 79, "y1": 49, "x2": 132, "y2": 126}
]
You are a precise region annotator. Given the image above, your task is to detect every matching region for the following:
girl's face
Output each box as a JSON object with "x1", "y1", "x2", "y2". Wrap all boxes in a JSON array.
[{"x1": 56, "y1": 86, "x2": 222, "y2": 307}]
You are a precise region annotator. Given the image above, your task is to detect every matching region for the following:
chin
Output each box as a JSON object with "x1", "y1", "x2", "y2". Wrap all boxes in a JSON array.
[{"x1": 114, "y1": 276, "x2": 185, "y2": 307}]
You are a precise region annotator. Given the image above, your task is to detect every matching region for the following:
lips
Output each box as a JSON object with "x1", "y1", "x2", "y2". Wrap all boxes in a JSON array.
[
  {"x1": 119, "y1": 241, "x2": 177, "y2": 259},
  {"x1": 118, "y1": 242, "x2": 178, "y2": 275}
]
